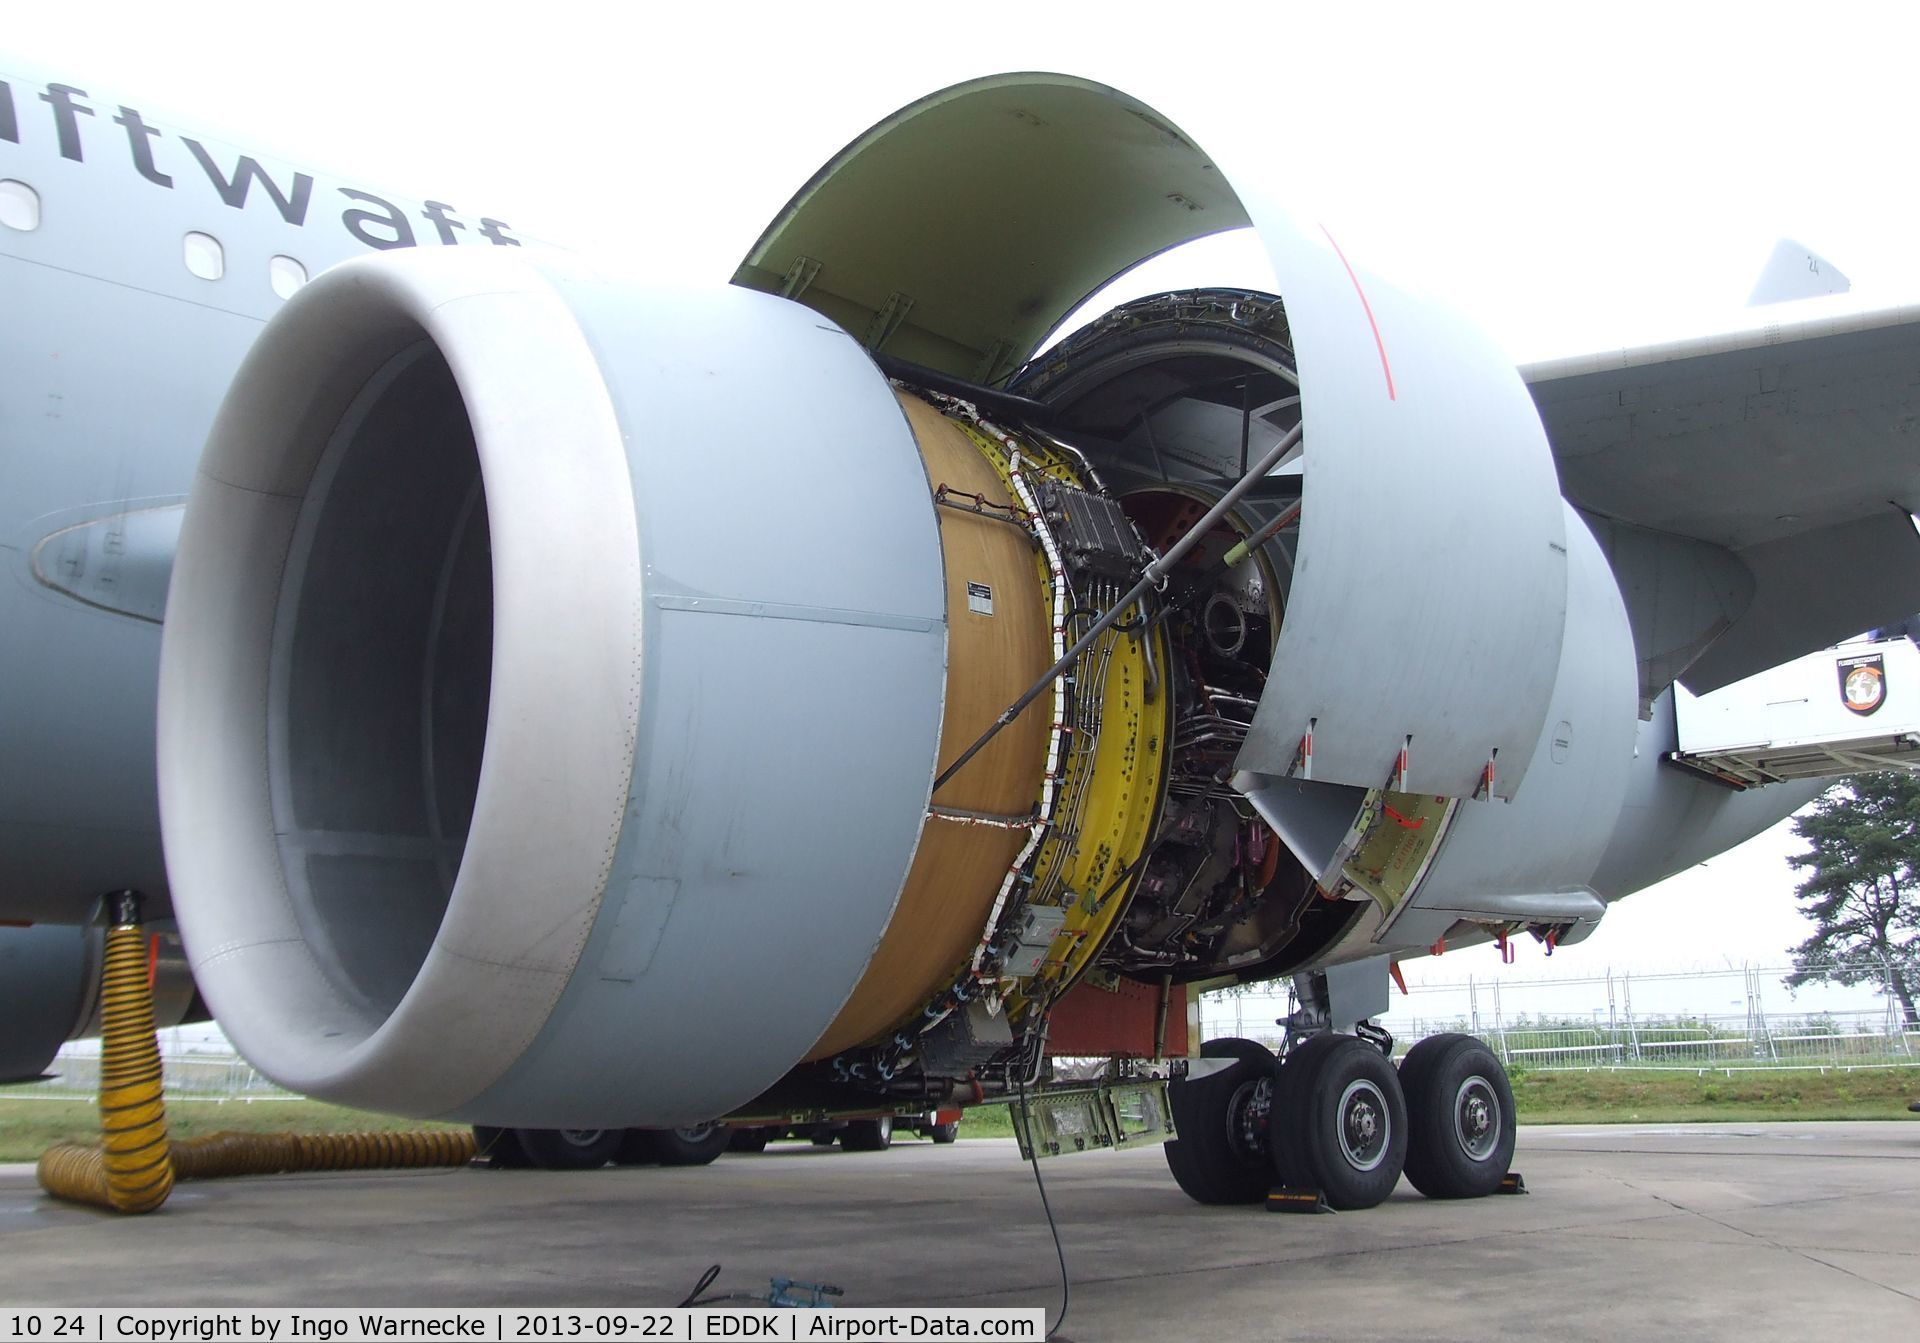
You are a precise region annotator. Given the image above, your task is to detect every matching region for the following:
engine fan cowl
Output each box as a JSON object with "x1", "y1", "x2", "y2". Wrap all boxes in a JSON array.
[{"x1": 158, "y1": 249, "x2": 950, "y2": 1125}]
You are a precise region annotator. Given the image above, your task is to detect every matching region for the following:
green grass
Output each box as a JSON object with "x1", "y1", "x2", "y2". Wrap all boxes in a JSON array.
[
  {"x1": 1507, "y1": 1066, "x2": 1920, "y2": 1124},
  {"x1": 4, "y1": 1067, "x2": 1914, "y2": 1162},
  {"x1": 955, "y1": 1068, "x2": 1920, "y2": 1135}
]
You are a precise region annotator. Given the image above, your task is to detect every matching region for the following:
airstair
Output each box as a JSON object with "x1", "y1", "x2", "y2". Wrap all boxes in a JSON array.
[{"x1": 1669, "y1": 636, "x2": 1920, "y2": 788}]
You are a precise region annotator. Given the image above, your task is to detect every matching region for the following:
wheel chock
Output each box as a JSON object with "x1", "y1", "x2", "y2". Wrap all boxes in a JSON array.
[
  {"x1": 1266, "y1": 1187, "x2": 1335, "y2": 1214},
  {"x1": 1496, "y1": 1172, "x2": 1528, "y2": 1195}
]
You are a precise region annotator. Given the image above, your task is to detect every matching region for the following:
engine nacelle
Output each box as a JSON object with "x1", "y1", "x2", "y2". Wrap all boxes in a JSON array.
[
  {"x1": 0, "y1": 922, "x2": 200, "y2": 1082},
  {"x1": 160, "y1": 74, "x2": 1612, "y2": 1121},
  {"x1": 159, "y1": 252, "x2": 967, "y2": 1124}
]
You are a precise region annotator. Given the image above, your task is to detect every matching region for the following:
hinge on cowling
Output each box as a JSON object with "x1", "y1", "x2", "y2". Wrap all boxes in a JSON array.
[
  {"x1": 864, "y1": 291, "x2": 915, "y2": 351},
  {"x1": 778, "y1": 255, "x2": 821, "y2": 301}
]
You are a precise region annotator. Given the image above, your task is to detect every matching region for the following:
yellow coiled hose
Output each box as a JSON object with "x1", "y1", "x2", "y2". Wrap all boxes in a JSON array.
[
  {"x1": 38, "y1": 894, "x2": 475, "y2": 1214},
  {"x1": 37, "y1": 905, "x2": 175, "y2": 1212}
]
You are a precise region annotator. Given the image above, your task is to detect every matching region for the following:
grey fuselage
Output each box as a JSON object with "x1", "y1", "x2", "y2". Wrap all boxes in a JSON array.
[{"x1": 0, "y1": 67, "x2": 520, "y2": 924}]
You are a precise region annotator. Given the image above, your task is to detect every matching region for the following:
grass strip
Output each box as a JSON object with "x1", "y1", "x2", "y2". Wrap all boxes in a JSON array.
[{"x1": 4, "y1": 1067, "x2": 1915, "y2": 1162}]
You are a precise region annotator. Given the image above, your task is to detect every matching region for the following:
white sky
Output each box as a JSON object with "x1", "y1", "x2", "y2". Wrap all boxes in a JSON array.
[{"x1": 7, "y1": 1, "x2": 1912, "y2": 1007}]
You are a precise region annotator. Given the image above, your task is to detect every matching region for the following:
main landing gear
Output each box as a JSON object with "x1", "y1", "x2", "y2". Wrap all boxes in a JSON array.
[
  {"x1": 1164, "y1": 962, "x2": 1517, "y2": 1210},
  {"x1": 475, "y1": 1124, "x2": 731, "y2": 1171},
  {"x1": 1166, "y1": 1028, "x2": 1516, "y2": 1209}
]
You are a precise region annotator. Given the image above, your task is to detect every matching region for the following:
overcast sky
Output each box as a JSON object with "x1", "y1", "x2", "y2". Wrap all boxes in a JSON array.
[{"x1": 6, "y1": 2, "x2": 1910, "y2": 1003}]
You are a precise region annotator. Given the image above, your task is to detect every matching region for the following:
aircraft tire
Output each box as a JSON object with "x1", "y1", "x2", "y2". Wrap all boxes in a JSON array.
[
  {"x1": 472, "y1": 1125, "x2": 533, "y2": 1168},
  {"x1": 1163, "y1": 1037, "x2": 1277, "y2": 1205},
  {"x1": 1398, "y1": 1033, "x2": 1515, "y2": 1198},
  {"x1": 636, "y1": 1123, "x2": 732, "y2": 1166},
  {"x1": 610, "y1": 1129, "x2": 659, "y2": 1165},
  {"x1": 1270, "y1": 1034, "x2": 1407, "y2": 1210},
  {"x1": 842, "y1": 1117, "x2": 893, "y2": 1151},
  {"x1": 727, "y1": 1127, "x2": 774, "y2": 1153},
  {"x1": 928, "y1": 1121, "x2": 960, "y2": 1144},
  {"x1": 513, "y1": 1127, "x2": 623, "y2": 1170}
]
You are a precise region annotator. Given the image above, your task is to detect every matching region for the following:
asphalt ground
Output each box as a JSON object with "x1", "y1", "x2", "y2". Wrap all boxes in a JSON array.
[{"x1": 1, "y1": 1122, "x2": 1916, "y2": 1340}]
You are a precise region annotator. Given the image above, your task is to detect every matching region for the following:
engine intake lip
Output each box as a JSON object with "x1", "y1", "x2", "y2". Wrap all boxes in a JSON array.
[{"x1": 158, "y1": 249, "x2": 643, "y2": 1114}]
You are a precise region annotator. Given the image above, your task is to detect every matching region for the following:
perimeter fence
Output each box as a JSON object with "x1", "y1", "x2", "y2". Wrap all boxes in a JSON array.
[
  {"x1": 1202, "y1": 962, "x2": 1920, "y2": 1073},
  {"x1": 17, "y1": 1038, "x2": 295, "y2": 1102},
  {"x1": 14, "y1": 966, "x2": 1920, "y2": 1100}
]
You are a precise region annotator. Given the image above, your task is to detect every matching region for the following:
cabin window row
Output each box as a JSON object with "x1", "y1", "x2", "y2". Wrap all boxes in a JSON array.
[{"x1": 1, "y1": 180, "x2": 308, "y2": 297}]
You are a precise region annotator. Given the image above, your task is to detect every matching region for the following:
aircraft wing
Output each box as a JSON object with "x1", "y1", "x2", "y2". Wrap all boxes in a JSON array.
[{"x1": 1524, "y1": 302, "x2": 1920, "y2": 694}]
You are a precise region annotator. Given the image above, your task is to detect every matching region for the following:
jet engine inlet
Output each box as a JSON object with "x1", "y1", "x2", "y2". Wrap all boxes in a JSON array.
[{"x1": 159, "y1": 250, "x2": 950, "y2": 1125}]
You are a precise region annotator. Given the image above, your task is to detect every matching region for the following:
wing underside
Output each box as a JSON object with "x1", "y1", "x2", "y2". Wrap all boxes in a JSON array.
[{"x1": 1526, "y1": 302, "x2": 1920, "y2": 695}]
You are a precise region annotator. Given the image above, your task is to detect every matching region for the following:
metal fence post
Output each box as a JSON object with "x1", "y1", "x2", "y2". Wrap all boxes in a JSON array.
[
  {"x1": 1624, "y1": 970, "x2": 1641, "y2": 1063},
  {"x1": 1492, "y1": 980, "x2": 1509, "y2": 1065}
]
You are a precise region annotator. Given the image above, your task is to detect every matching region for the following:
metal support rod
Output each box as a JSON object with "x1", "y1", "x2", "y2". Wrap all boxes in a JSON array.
[
  {"x1": 932, "y1": 422, "x2": 1303, "y2": 794},
  {"x1": 1218, "y1": 499, "x2": 1302, "y2": 571},
  {"x1": 873, "y1": 352, "x2": 1056, "y2": 426},
  {"x1": 1154, "y1": 975, "x2": 1173, "y2": 1059},
  {"x1": 1239, "y1": 378, "x2": 1252, "y2": 477},
  {"x1": 1141, "y1": 413, "x2": 1170, "y2": 482}
]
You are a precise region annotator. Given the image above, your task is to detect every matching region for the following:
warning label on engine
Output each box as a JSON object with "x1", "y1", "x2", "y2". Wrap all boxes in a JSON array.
[{"x1": 966, "y1": 581, "x2": 994, "y2": 615}]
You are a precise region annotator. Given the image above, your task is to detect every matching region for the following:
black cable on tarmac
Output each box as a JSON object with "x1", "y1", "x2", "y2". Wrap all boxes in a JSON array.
[{"x1": 1015, "y1": 1072, "x2": 1071, "y2": 1340}]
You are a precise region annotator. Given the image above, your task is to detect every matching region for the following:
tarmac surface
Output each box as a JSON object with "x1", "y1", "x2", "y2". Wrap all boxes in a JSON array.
[{"x1": 1, "y1": 1121, "x2": 1916, "y2": 1340}]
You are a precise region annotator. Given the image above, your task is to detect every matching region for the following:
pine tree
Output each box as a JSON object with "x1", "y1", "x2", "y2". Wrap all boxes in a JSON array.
[{"x1": 1785, "y1": 772, "x2": 1920, "y2": 1028}]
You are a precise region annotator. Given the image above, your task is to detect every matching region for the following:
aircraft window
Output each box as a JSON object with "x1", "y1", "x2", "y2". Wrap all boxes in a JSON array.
[
  {"x1": 269, "y1": 255, "x2": 308, "y2": 299},
  {"x1": 183, "y1": 231, "x2": 225, "y2": 281},
  {"x1": 0, "y1": 180, "x2": 40, "y2": 231}
]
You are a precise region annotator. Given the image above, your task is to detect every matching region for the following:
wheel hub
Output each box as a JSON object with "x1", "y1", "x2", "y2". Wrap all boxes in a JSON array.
[
  {"x1": 1336, "y1": 1079, "x2": 1390, "y2": 1172},
  {"x1": 1453, "y1": 1076, "x2": 1502, "y2": 1161},
  {"x1": 1226, "y1": 1076, "x2": 1273, "y2": 1163}
]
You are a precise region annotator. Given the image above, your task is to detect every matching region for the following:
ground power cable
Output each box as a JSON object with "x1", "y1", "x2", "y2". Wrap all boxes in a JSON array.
[{"x1": 1015, "y1": 1072, "x2": 1072, "y2": 1340}]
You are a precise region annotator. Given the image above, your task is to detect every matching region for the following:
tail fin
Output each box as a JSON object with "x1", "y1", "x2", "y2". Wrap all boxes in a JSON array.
[{"x1": 1747, "y1": 238, "x2": 1850, "y2": 305}]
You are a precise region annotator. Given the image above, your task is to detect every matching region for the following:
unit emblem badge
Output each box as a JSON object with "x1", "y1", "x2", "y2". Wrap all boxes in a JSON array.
[{"x1": 1838, "y1": 653, "x2": 1887, "y2": 716}]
